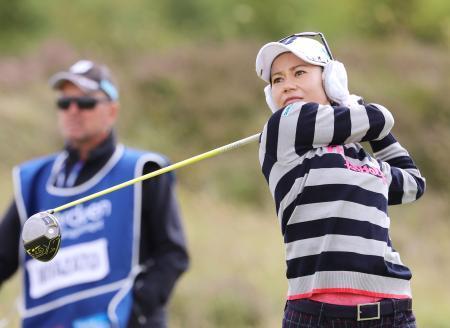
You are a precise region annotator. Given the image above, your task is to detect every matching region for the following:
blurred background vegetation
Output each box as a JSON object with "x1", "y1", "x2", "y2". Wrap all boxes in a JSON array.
[{"x1": 0, "y1": 0, "x2": 449, "y2": 327}]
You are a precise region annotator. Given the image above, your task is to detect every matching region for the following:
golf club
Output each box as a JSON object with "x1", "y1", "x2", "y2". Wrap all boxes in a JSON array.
[{"x1": 22, "y1": 133, "x2": 260, "y2": 262}]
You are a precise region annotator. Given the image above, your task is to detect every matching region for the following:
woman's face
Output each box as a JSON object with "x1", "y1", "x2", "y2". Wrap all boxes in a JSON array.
[{"x1": 270, "y1": 52, "x2": 329, "y2": 109}]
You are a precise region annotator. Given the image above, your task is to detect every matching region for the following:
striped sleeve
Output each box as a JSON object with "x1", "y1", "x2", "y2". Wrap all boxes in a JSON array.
[
  {"x1": 370, "y1": 133, "x2": 426, "y2": 205},
  {"x1": 314, "y1": 101, "x2": 394, "y2": 146},
  {"x1": 259, "y1": 101, "x2": 394, "y2": 165},
  {"x1": 259, "y1": 110, "x2": 282, "y2": 181}
]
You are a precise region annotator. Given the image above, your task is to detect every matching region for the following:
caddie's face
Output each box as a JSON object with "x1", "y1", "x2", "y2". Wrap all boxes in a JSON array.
[
  {"x1": 270, "y1": 52, "x2": 329, "y2": 109},
  {"x1": 56, "y1": 82, "x2": 118, "y2": 148}
]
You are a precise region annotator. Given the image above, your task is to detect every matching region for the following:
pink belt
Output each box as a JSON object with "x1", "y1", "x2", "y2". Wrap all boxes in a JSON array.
[{"x1": 309, "y1": 293, "x2": 383, "y2": 305}]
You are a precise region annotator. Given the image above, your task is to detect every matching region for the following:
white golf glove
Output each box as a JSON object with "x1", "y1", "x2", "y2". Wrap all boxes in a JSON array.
[{"x1": 323, "y1": 60, "x2": 363, "y2": 107}]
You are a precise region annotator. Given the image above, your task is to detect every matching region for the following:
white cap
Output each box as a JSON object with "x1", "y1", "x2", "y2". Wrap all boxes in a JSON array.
[{"x1": 256, "y1": 36, "x2": 331, "y2": 83}]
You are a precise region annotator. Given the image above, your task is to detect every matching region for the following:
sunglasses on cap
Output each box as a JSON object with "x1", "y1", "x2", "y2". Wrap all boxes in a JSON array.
[
  {"x1": 278, "y1": 32, "x2": 334, "y2": 61},
  {"x1": 56, "y1": 96, "x2": 110, "y2": 110}
]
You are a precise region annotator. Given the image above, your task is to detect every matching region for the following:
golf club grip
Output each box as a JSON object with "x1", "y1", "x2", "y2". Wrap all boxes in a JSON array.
[{"x1": 50, "y1": 133, "x2": 260, "y2": 214}]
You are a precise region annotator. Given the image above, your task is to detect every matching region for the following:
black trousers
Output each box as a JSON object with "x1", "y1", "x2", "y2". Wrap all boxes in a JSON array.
[{"x1": 282, "y1": 298, "x2": 416, "y2": 328}]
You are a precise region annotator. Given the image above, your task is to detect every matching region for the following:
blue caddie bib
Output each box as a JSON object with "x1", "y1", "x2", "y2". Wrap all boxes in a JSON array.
[{"x1": 13, "y1": 145, "x2": 169, "y2": 328}]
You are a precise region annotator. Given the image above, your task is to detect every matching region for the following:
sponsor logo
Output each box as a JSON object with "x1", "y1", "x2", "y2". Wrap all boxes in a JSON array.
[
  {"x1": 57, "y1": 199, "x2": 112, "y2": 239},
  {"x1": 327, "y1": 145, "x2": 387, "y2": 184},
  {"x1": 344, "y1": 160, "x2": 387, "y2": 184},
  {"x1": 282, "y1": 104, "x2": 294, "y2": 116},
  {"x1": 27, "y1": 239, "x2": 110, "y2": 298}
]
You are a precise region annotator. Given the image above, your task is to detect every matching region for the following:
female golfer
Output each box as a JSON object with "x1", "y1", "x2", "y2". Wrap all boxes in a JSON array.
[{"x1": 256, "y1": 32, "x2": 425, "y2": 327}]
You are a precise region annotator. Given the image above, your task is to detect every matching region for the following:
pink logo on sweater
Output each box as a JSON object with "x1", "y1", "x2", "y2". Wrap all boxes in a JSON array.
[
  {"x1": 327, "y1": 145, "x2": 387, "y2": 184},
  {"x1": 344, "y1": 160, "x2": 387, "y2": 184}
]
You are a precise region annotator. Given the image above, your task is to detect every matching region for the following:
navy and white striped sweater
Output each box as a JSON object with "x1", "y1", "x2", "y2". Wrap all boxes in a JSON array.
[{"x1": 259, "y1": 101, "x2": 425, "y2": 300}]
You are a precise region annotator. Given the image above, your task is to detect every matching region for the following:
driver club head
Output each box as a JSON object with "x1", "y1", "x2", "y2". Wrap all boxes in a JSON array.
[{"x1": 22, "y1": 211, "x2": 61, "y2": 262}]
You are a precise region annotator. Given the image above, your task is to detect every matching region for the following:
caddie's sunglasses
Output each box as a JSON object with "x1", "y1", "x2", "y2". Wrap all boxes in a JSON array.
[
  {"x1": 56, "y1": 96, "x2": 110, "y2": 110},
  {"x1": 278, "y1": 32, "x2": 334, "y2": 61}
]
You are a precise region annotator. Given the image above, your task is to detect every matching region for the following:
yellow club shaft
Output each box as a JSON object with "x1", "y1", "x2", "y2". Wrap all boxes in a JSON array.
[{"x1": 49, "y1": 133, "x2": 260, "y2": 214}]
